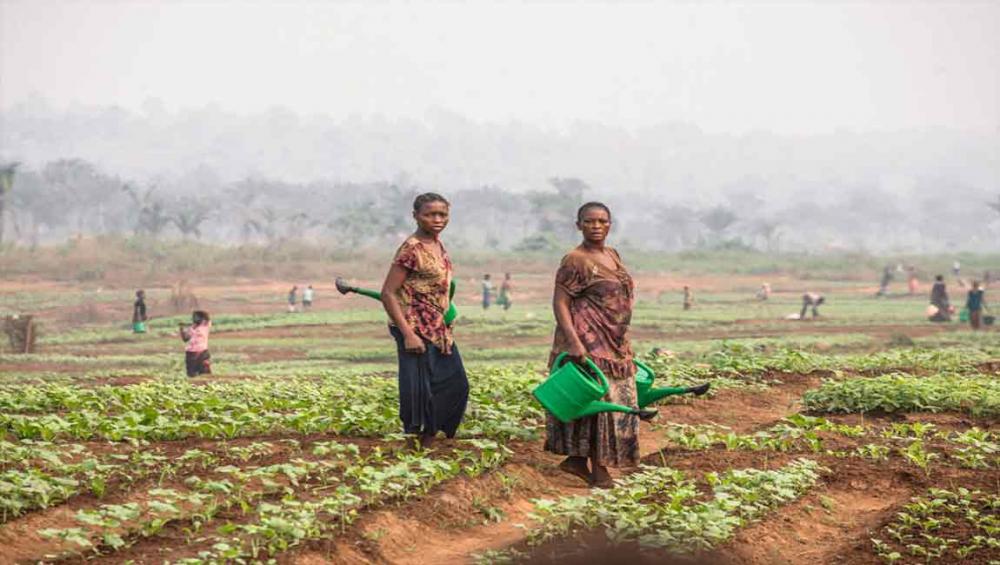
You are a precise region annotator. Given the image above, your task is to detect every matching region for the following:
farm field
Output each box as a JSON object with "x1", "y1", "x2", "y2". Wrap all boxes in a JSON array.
[{"x1": 1, "y1": 272, "x2": 997, "y2": 565}]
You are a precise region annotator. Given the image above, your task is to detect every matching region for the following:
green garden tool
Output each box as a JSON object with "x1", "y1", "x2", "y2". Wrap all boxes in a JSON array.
[
  {"x1": 635, "y1": 358, "x2": 710, "y2": 408},
  {"x1": 336, "y1": 277, "x2": 458, "y2": 326},
  {"x1": 534, "y1": 353, "x2": 653, "y2": 423}
]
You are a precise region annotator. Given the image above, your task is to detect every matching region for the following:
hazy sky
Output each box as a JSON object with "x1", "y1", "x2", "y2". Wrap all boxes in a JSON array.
[{"x1": 1, "y1": 0, "x2": 998, "y2": 134}]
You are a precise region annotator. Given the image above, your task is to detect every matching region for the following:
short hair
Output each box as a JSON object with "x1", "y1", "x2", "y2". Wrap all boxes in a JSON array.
[
  {"x1": 935, "y1": 275, "x2": 944, "y2": 281},
  {"x1": 577, "y1": 201, "x2": 611, "y2": 223},
  {"x1": 192, "y1": 310, "x2": 211, "y2": 324},
  {"x1": 413, "y1": 192, "x2": 450, "y2": 212}
]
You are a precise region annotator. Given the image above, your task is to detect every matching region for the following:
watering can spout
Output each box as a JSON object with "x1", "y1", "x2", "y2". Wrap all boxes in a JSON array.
[
  {"x1": 576, "y1": 401, "x2": 641, "y2": 419},
  {"x1": 634, "y1": 359, "x2": 710, "y2": 408}
]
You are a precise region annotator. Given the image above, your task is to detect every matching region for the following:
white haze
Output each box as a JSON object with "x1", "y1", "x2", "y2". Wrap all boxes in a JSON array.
[{"x1": 0, "y1": 1, "x2": 998, "y2": 253}]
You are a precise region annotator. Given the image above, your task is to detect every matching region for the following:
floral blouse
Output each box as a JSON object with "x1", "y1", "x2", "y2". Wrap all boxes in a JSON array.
[
  {"x1": 391, "y1": 236, "x2": 454, "y2": 354},
  {"x1": 551, "y1": 246, "x2": 635, "y2": 372}
]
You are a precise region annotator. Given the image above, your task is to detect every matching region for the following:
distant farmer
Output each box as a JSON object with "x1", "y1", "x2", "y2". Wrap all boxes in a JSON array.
[
  {"x1": 683, "y1": 286, "x2": 694, "y2": 310},
  {"x1": 953, "y1": 260, "x2": 961, "y2": 278},
  {"x1": 966, "y1": 281, "x2": 987, "y2": 330},
  {"x1": 928, "y1": 275, "x2": 951, "y2": 322},
  {"x1": 907, "y1": 266, "x2": 919, "y2": 296},
  {"x1": 302, "y1": 285, "x2": 315, "y2": 310},
  {"x1": 877, "y1": 266, "x2": 893, "y2": 297},
  {"x1": 179, "y1": 310, "x2": 212, "y2": 377},
  {"x1": 481, "y1": 274, "x2": 493, "y2": 310},
  {"x1": 496, "y1": 272, "x2": 513, "y2": 311},
  {"x1": 800, "y1": 292, "x2": 825, "y2": 319},
  {"x1": 756, "y1": 282, "x2": 771, "y2": 301},
  {"x1": 287, "y1": 285, "x2": 298, "y2": 313},
  {"x1": 381, "y1": 193, "x2": 469, "y2": 449},
  {"x1": 132, "y1": 290, "x2": 148, "y2": 333}
]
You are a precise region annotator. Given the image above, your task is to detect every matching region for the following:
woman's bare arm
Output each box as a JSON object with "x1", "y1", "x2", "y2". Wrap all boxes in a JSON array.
[
  {"x1": 381, "y1": 263, "x2": 426, "y2": 354},
  {"x1": 553, "y1": 286, "x2": 587, "y2": 363}
]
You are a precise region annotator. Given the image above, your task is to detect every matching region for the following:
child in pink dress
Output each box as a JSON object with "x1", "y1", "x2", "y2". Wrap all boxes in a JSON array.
[{"x1": 179, "y1": 310, "x2": 212, "y2": 377}]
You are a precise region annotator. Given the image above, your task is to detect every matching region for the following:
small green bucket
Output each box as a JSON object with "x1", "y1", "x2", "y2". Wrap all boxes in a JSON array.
[
  {"x1": 959, "y1": 308, "x2": 970, "y2": 323},
  {"x1": 533, "y1": 353, "x2": 638, "y2": 423},
  {"x1": 132, "y1": 322, "x2": 147, "y2": 334}
]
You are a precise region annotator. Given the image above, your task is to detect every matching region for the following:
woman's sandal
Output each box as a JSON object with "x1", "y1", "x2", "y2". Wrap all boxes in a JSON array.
[
  {"x1": 558, "y1": 457, "x2": 591, "y2": 482},
  {"x1": 589, "y1": 468, "x2": 615, "y2": 489}
]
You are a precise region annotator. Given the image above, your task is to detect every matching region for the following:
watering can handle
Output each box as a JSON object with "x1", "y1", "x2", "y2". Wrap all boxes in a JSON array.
[{"x1": 552, "y1": 352, "x2": 609, "y2": 390}]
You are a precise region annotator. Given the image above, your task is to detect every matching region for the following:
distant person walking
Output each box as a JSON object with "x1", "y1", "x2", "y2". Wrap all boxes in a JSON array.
[
  {"x1": 683, "y1": 285, "x2": 694, "y2": 310},
  {"x1": 179, "y1": 310, "x2": 212, "y2": 377},
  {"x1": 302, "y1": 285, "x2": 315, "y2": 310},
  {"x1": 132, "y1": 290, "x2": 148, "y2": 333},
  {"x1": 877, "y1": 266, "x2": 893, "y2": 297},
  {"x1": 907, "y1": 266, "x2": 919, "y2": 296},
  {"x1": 928, "y1": 275, "x2": 951, "y2": 322},
  {"x1": 953, "y1": 260, "x2": 961, "y2": 278},
  {"x1": 966, "y1": 281, "x2": 987, "y2": 330},
  {"x1": 800, "y1": 292, "x2": 825, "y2": 319},
  {"x1": 481, "y1": 274, "x2": 493, "y2": 310},
  {"x1": 496, "y1": 272, "x2": 514, "y2": 311},
  {"x1": 380, "y1": 193, "x2": 469, "y2": 449},
  {"x1": 287, "y1": 286, "x2": 298, "y2": 313}
]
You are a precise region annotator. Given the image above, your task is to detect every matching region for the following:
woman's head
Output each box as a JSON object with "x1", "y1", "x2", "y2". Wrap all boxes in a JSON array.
[
  {"x1": 412, "y1": 192, "x2": 450, "y2": 236},
  {"x1": 136, "y1": 289, "x2": 145, "y2": 298},
  {"x1": 576, "y1": 202, "x2": 612, "y2": 244},
  {"x1": 935, "y1": 275, "x2": 944, "y2": 282},
  {"x1": 192, "y1": 310, "x2": 211, "y2": 325}
]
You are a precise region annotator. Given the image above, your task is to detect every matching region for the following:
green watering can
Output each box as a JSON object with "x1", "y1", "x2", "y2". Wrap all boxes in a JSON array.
[
  {"x1": 635, "y1": 359, "x2": 709, "y2": 408},
  {"x1": 132, "y1": 322, "x2": 147, "y2": 334},
  {"x1": 533, "y1": 353, "x2": 643, "y2": 423},
  {"x1": 336, "y1": 277, "x2": 458, "y2": 326}
]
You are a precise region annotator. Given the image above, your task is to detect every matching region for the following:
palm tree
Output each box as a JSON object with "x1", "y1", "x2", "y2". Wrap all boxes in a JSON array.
[
  {"x1": 0, "y1": 162, "x2": 20, "y2": 246},
  {"x1": 171, "y1": 202, "x2": 212, "y2": 239},
  {"x1": 699, "y1": 206, "x2": 738, "y2": 243},
  {"x1": 754, "y1": 220, "x2": 782, "y2": 252},
  {"x1": 122, "y1": 183, "x2": 172, "y2": 237}
]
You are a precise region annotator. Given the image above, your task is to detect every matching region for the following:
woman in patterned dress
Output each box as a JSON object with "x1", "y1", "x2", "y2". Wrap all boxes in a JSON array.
[
  {"x1": 546, "y1": 202, "x2": 639, "y2": 487},
  {"x1": 381, "y1": 193, "x2": 469, "y2": 448}
]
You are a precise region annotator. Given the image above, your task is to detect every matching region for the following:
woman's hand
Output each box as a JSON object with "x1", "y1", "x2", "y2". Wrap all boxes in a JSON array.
[
  {"x1": 567, "y1": 340, "x2": 588, "y2": 365},
  {"x1": 403, "y1": 332, "x2": 427, "y2": 355}
]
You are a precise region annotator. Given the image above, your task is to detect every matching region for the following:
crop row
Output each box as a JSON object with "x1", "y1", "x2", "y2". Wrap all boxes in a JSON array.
[
  {"x1": 659, "y1": 417, "x2": 998, "y2": 474},
  {"x1": 37, "y1": 439, "x2": 510, "y2": 563},
  {"x1": 516, "y1": 458, "x2": 824, "y2": 558},
  {"x1": 0, "y1": 366, "x2": 545, "y2": 442},
  {"x1": 871, "y1": 487, "x2": 1000, "y2": 563},
  {"x1": 802, "y1": 374, "x2": 1000, "y2": 417}
]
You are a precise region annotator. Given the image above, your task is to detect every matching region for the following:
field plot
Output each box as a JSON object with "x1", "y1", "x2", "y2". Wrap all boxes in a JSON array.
[{"x1": 1, "y1": 277, "x2": 997, "y2": 564}]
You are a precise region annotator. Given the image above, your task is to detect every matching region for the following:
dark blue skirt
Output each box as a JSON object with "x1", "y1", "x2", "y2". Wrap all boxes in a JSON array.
[{"x1": 390, "y1": 326, "x2": 469, "y2": 437}]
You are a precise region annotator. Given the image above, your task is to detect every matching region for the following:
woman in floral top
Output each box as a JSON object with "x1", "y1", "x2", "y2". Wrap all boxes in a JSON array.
[
  {"x1": 546, "y1": 202, "x2": 639, "y2": 487},
  {"x1": 381, "y1": 193, "x2": 469, "y2": 448}
]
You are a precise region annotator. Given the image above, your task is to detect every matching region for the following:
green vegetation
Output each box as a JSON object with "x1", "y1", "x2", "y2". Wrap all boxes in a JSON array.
[
  {"x1": 871, "y1": 488, "x2": 1000, "y2": 564},
  {"x1": 802, "y1": 374, "x2": 1000, "y2": 417},
  {"x1": 525, "y1": 459, "x2": 824, "y2": 554}
]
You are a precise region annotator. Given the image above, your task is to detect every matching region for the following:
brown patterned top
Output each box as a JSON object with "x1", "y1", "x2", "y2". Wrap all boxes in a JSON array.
[
  {"x1": 551, "y1": 246, "x2": 635, "y2": 375},
  {"x1": 391, "y1": 236, "x2": 454, "y2": 354}
]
